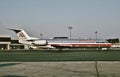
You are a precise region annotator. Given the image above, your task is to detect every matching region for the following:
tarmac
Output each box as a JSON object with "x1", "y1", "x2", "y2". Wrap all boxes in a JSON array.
[{"x1": 0, "y1": 61, "x2": 120, "y2": 77}]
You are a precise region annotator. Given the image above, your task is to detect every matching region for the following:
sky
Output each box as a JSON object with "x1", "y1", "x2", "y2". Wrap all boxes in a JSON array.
[{"x1": 0, "y1": 0, "x2": 120, "y2": 39}]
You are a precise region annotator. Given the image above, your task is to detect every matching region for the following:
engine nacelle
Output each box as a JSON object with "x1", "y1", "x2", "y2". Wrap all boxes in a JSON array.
[{"x1": 32, "y1": 40, "x2": 48, "y2": 46}]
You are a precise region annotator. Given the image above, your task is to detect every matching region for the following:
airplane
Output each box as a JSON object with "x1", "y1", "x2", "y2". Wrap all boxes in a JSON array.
[
  {"x1": 10, "y1": 29, "x2": 112, "y2": 50},
  {"x1": 9, "y1": 29, "x2": 51, "y2": 49}
]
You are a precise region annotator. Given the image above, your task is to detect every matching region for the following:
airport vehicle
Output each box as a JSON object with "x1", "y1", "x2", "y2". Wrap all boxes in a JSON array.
[{"x1": 9, "y1": 29, "x2": 49, "y2": 49}]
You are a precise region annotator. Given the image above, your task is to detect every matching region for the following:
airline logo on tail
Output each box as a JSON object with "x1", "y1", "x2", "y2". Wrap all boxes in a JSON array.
[
  {"x1": 18, "y1": 32, "x2": 25, "y2": 38},
  {"x1": 17, "y1": 31, "x2": 28, "y2": 40}
]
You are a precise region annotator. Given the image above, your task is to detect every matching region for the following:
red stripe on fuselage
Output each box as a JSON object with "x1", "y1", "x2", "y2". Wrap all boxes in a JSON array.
[{"x1": 49, "y1": 43, "x2": 111, "y2": 48}]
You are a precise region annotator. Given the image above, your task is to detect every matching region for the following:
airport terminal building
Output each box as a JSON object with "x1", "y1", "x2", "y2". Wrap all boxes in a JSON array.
[
  {"x1": 0, "y1": 35, "x2": 24, "y2": 50},
  {"x1": 0, "y1": 35, "x2": 11, "y2": 50}
]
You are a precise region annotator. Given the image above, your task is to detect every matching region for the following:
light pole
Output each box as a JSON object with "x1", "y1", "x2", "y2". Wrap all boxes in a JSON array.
[
  {"x1": 68, "y1": 26, "x2": 72, "y2": 39},
  {"x1": 95, "y1": 31, "x2": 98, "y2": 40},
  {"x1": 40, "y1": 33, "x2": 43, "y2": 39}
]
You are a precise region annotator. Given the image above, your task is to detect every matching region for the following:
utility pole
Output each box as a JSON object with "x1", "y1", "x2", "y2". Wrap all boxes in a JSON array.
[
  {"x1": 40, "y1": 33, "x2": 43, "y2": 39},
  {"x1": 68, "y1": 26, "x2": 73, "y2": 39},
  {"x1": 95, "y1": 31, "x2": 98, "y2": 40}
]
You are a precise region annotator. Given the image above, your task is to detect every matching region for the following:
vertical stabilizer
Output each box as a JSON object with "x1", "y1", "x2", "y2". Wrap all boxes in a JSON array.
[
  {"x1": 9, "y1": 29, "x2": 31, "y2": 43},
  {"x1": 9, "y1": 28, "x2": 47, "y2": 47}
]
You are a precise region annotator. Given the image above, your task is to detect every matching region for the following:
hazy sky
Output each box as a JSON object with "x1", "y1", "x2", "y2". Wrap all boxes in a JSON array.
[{"x1": 0, "y1": 0, "x2": 120, "y2": 39}]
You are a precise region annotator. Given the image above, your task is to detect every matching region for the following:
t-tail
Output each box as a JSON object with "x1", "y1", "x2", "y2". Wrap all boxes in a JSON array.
[
  {"x1": 9, "y1": 29, "x2": 32, "y2": 43},
  {"x1": 9, "y1": 29, "x2": 48, "y2": 46}
]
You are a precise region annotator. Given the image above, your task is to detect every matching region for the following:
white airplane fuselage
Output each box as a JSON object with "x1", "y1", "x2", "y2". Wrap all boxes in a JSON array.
[{"x1": 46, "y1": 39, "x2": 112, "y2": 48}]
